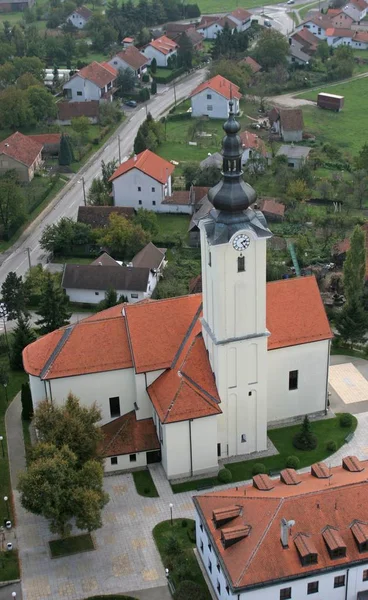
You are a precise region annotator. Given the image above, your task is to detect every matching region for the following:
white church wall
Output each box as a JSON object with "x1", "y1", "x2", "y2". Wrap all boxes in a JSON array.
[
  {"x1": 29, "y1": 375, "x2": 48, "y2": 410},
  {"x1": 134, "y1": 370, "x2": 164, "y2": 420},
  {"x1": 191, "y1": 416, "x2": 218, "y2": 475},
  {"x1": 267, "y1": 339, "x2": 329, "y2": 424}
]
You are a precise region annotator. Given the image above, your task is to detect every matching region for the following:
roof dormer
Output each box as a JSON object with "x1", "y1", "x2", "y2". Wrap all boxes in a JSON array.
[
  {"x1": 343, "y1": 456, "x2": 364, "y2": 472},
  {"x1": 323, "y1": 526, "x2": 347, "y2": 559},
  {"x1": 294, "y1": 533, "x2": 318, "y2": 566},
  {"x1": 221, "y1": 524, "x2": 251, "y2": 549},
  {"x1": 351, "y1": 520, "x2": 368, "y2": 552},
  {"x1": 280, "y1": 469, "x2": 301, "y2": 485},
  {"x1": 311, "y1": 462, "x2": 331, "y2": 479},
  {"x1": 212, "y1": 505, "x2": 242, "y2": 528},
  {"x1": 253, "y1": 474, "x2": 274, "y2": 491}
]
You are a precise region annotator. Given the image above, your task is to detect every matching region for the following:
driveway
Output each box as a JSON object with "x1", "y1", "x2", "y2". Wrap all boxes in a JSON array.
[{"x1": 329, "y1": 355, "x2": 368, "y2": 415}]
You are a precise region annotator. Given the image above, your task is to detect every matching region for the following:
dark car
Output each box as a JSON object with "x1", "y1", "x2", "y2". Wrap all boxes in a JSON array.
[{"x1": 124, "y1": 100, "x2": 137, "y2": 108}]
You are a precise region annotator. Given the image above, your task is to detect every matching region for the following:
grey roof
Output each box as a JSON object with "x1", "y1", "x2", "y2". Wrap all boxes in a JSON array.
[
  {"x1": 188, "y1": 196, "x2": 213, "y2": 231},
  {"x1": 289, "y1": 40, "x2": 311, "y2": 64},
  {"x1": 91, "y1": 253, "x2": 120, "y2": 267},
  {"x1": 277, "y1": 145, "x2": 312, "y2": 159},
  {"x1": 132, "y1": 242, "x2": 165, "y2": 271},
  {"x1": 62, "y1": 264, "x2": 150, "y2": 292},
  {"x1": 200, "y1": 152, "x2": 222, "y2": 169}
]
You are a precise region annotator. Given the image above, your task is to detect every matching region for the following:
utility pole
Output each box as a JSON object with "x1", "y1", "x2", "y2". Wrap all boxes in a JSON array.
[
  {"x1": 25, "y1": 247, "x2": 31, "y2": 271},
  {"x1": 79, "y1": 176, "x2": 86, "y2": 205},
  {"x1": 118, "y1": 135, "x2": 121, "y2": 164},
  {"x1": 173, "y1": 79, "x2": 177, "y2": 107}
]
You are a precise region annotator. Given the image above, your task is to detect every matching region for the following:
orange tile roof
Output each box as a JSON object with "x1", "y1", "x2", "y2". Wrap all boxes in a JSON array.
[
  {"x1": 194, "y1": 459, "x2": 368, "y2": 590},
  {"x1": 101, "y1": 411, "x2": 159, "y2": 456},
  {"x1": 354, "y1": 30, "x2": 368, "y2": 42},
  {"x1": 266, "y1": 276, "x2": 333, "y2": 350},
  {"x1": 259, "y1": 198, "x2": 285, "y2": 217},
  {"x1": 326, "y1": 27, "x2": 353, "y2": 37},
  {"x1": 109, "y1": 149, "x2": 175, "y2": 184},
  {"x1": 190, "y1": 75, "x2": 242, "y2": 101},
  {"x1": 230, "y1": 7, "x2": 252, "y2": 21},
  {"x1": 239, "y1": 130, "x2": 266, "y2": 155},
  {"x1": 74, "y1": 61, "x2": 116, "y2": 88},
  {"x1": 101, "y1": 61, "x2": 118, "y2": 76},
  {"x1": 149, "y1": 35, "x2": 178, "y2": 54},
  {"x1": 114, "y1": 47, "x2": 149, "y2": 70},
  {"x1": 0, "y1": 131, "x2": 43, "y2": 167},
  {"x1": 243, "y1": 56, "x2": 262, "y2": 73},
  {"x1": 28, "y1": 133, "x2": 61, "y2": 145}
]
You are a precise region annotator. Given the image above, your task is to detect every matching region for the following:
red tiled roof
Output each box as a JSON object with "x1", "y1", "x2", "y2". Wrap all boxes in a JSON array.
[
  {"x1": 113, "y1": 47, "x2": 149, "y2": 70},
  {"x1": 101, "y1": 411, "x2": 159, "y2": 456},
  {"x1": 239, "y1": 130, "x2": 266, "y2": 154},
  {"x1": 243, "y1": 56, "x2": 262, "y2": 73},
  {"x1": 196, "y1": 16, "x2": 219, "y2": 29},
  {"x1": 123, "y1": 37, "x2": 134, "y2": 42},
  {"x1": 327, "y1": 8, "x2": 342, "y2": 15},
  {"x1": 28, "y1": 133, "x2": 61, "y2": 146},
  {"x1": 73, "y1": 5, "x2": 92, "y2": 19},
  {"x1": 148, "y1": 35, "x2": 178, "y2": 55},
  {"x1": 217, "y1": 15, "x2": 238, "y2": 28},
  {"x1": 73, "y1": 61, "x2": 116, "y2": 88},
  {"x1": 0, "y1": 131, "x2": 42, "y2": 167},
  {"x1": 354, "y1": 31, "x2": 368, "y2": 42},
  {"x1": 230, "y1": 7, "x2": 252, "y2": 21},
  {"x1": 350, "y1": 0, "x2": 367, "y2": 11},
  {"x1": 190, "y1": 74, "x2": 242, "y2": 101},
  {"x1": 101, "y1": 61, "x2": 118, "y2": 76},
  {"x1": 194, "y1": 459, "x2": 368, "y2": 590},
  {"x1": 326, "y1": 27, "x2": 354, "y2": 37},
  {"x1": 302, "y1": 14, "x2": 333, "y2": 29},
  {"x1": 259, "y1": 198, "x2": 285, "y2": 217},
  {"x1": 110, "y1": 149, "x2": 174, "y2": 184},
  {"x1": 279, "y1": 108, "x2": 304, "y2": 132},
  {"x1": 57, "y1": 100, "x2": 99, "y2": 121}
]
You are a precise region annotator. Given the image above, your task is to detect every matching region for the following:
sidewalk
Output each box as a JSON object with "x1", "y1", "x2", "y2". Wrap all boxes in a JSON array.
[{"x1": 5, "y1": 393, "x2": 26, "y2": 490}]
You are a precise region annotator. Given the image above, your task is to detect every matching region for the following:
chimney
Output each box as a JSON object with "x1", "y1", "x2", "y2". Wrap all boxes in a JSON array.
[
  {"x1": 280, "y1": 518, "x2": 295, "y2": 548},
  {"x1": 134, "y1": 154, "x2": 137, "y2": 161}
]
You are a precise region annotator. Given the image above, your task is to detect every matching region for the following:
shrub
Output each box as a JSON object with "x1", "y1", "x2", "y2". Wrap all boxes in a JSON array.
[
  {"x1": 218, "y1": 467, "x2": 232, "y2": 483},
  {"x1": 252, "y1": 463, "x2": 266, "y2": 475},
  {"x1": 143, "y1": 487, "x2": 150, "y2": 494},
  {"x1": 173, "y1": 555, "x2": 193, "y2": 582},
  {"x1": 292, "y1": 415, "x2": 318, "y2": 450},
  {"x1": 142, "y1": 73, "x2": 149, "y2": 82},
  {"x1": 164, "y1": 535, "x2": 183, "y2": 557},
  {"x1": 181, "y1": 519, "x2": 187, "y2": 528},
  {"x1": 285, "y1": 455, "x2": 300, "y2": 470},
  {"x1": 187, "y1": 522, "x2": 196, "y2": 543},
  {"x1": 174, "y1": 580, "x2": 207, "y2": 600},
  {"x1": 326, "y1": 440, "x2": 337, "y2": 452},
  {"x1": 339, "y1": 413, "x2": 353, "y2": 428}
]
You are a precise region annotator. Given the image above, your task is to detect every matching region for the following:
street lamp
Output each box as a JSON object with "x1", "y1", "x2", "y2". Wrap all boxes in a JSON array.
[
  {"x1": 0, "y1": 436, "x2": 4, "y2": 458},
  {"x1": 0, "y1": 303, "x2": 9, "y2": 355},
  {"x1": 12, "y1": 592, "x2": 17, "y2": 598},
  {"x1": 3, "y1": 383, "x2": 7, "y2": 405},
  {"x1": 169, "y1": 502, "x2": 173, "y2": 526},
  {"x1": 3, "y1": 496, "x2": 10, "y2": 521},
  {"x1": 78, "y1": 176, "x2": 86, "y2": 206}
]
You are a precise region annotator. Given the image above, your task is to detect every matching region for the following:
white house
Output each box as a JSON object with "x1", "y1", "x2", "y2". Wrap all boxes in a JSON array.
[
  {"x1": 23, "y1": 109, "x2": 332, "y2": 480},
  {"x1": 239, "y1": 130, "x2": 266, "y2": 166},
  {"x1": 141, "y1": 35, "x2": 178, "y2": 68},
  {"x1": 66, "y1": 5, "x2": 92, "y2": 29},
  {"x1": 108, "y1": 47, "x2": 149, "y2": 78},
  {"x1": 228, "y1": 8, "x2": 252, "y2": 31},
  {"x1": 352, "y1": 30, "x2": 368, "y2": 47},
  {"x1": 194, "y1": 457, "x2": 368, "y2": 600},
  {"x1": 190, "y1": 75, "x2": 242, "y2": 119},
  {"x1": 325, "y1": 27, "x2": 354, "y2": 45},
  {"x1": 110, "y1": 149, "x2": 174, "y2": 211},
  {"x1": 342, "y1": 0, "x2": 368, "y2": 21},
  {"x1": 196, "y1": 15, "x2": 237, "y2": 39},
  {"x1": 63, "y1": 61, "x2": 117, "y2": 103},
  {"x1": 298, "y1": 15, "x2": 333, "y2": 39}
]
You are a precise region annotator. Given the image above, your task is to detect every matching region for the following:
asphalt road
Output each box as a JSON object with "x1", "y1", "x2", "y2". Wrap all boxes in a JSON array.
[{"x1": 0, "y1": 68, "x2": 206, "y2": 287}]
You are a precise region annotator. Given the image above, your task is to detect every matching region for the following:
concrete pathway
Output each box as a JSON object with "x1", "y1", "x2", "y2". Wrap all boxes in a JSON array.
[{"x1": 5, "y1": 394, "x2": 26, "y2": 490}]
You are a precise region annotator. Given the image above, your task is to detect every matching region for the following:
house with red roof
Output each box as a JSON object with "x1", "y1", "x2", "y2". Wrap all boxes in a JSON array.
[
  {"x1": 196, "y1": 8, "x2": 252, "y2": 39},
  {"x1": 141, "y1": 35, "x2": 178, "y2": 67},
  {"x1": 23, "y1": 109, "x2": 332, "y2": 479},
  {"x1": 66, "y1": 5, "x2": 92, "y2": 29},
  {"x1": 297, "y1": 14, "x2": 334, "y2": 39},
  {"x1": 108, "y1": 46, "x2": 149, "y2": 78},
  {"x1": 327, "y1": 8, "x2": 354, "y2": 28},
  {"x1": 0, "y1": 131, "x2": 43, "y2": 182},
  {"x1": 109, "y1": 149, "x2": 176, "y2": 212},
  {"x1": 342, "y1": 0, "x2": 368, "y2": 21},
  {"x1": 190, "y1": 75, "x2": 242, "y2": 119},
  {"x1": 239, "y1": 130, "x2": 266, "y2": 166},
  {"x1": 194, "y1": 457, "x2": 368, "y2": 600},
  {"x1": 63, "y1": 61, "x2": 117, "y2": 103}
]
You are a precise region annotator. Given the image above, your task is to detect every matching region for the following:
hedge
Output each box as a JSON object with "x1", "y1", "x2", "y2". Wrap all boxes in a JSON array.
[{"x1": 152, "y1": 67, "x2": 186, "y2": 83}]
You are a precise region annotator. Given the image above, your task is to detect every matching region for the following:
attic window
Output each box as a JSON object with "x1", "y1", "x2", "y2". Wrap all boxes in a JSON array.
[
  {"x1": 221, "y1": 525, "x2": 251, "y2": 549},
  {"x1": 351, "y1": 520, "x2": 368, "y2": 552},
  {"x1": 212, "y1": 505, "x2": 242, "y2": 528},
  {"x1": 280, "y1": 469, "x2": 301, "y2": 485},
  {"x1": 294, "y1": 533, "x2": 318, "y2": 567},
  {"x1": 342, "y1": 456, "x2": 364, "y2": 472},
  {"x1": 311, "y1": 462, "x2": 331, "y2": 479},
  {"x1": 323, "y1": 526, "x2": 347, "y2": 559},
  {"x1": 253, "y1": 473, "x2": 274, "y2": 491}
]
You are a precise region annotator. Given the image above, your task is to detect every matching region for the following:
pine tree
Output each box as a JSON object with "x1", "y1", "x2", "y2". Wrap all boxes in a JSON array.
[
  {"x1": 21, "y1": 382, "x2": 34, "y2": 421},
  {"x1": 35, "y1": 273, "x2": 71, "y2": 335},
  {"x1": 336, "y1": 296, "x2": 368, "y2": 346},
  {"x1": 134, "y1": 128, "x2": 147, "y2": 154},
  {"x1": 59, "y1": 133, "x2": 73, "y2": 166},
  {"x1": 1, "y1": 271, "x2": 27, "y2": 319},
  {"x1": 293, "y1": 415, "x2": 317, "y2": 450},
  {"x1": 150, "y1": 80, "x2": 157, "y2": 95},
  {"x1": 10, "y1": 313, "x2": 36, "y2": 370},
  {"x1": 150, "y1": 57, "x2": 157, "y2": 74}
]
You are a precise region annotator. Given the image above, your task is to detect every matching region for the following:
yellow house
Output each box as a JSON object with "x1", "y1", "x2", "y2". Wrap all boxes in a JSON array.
[{"x1": 0, "y1": 131, "x2": 43, "y2": 183}]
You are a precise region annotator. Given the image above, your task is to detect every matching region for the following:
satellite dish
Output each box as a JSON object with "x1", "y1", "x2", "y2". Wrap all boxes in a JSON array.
[{"x1": 287, "y1": 520, "x2": 295, "y2": 527}]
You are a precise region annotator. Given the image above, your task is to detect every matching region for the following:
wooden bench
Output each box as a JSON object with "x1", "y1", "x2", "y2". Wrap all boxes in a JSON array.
[
  {"x1": 345, "y1": 432, "x2": 354, "y2": 444},
  {"x1": 197, "y1": 483, "x2": 214, "y2": 491},
  {"x1": 269, "y1": 469, "x2": 281, "y2": 478}
]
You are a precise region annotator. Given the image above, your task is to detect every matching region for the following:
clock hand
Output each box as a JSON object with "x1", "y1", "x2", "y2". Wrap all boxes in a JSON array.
[{"x1": 241, "y1": 240, "x2": 247, "y2": 248}]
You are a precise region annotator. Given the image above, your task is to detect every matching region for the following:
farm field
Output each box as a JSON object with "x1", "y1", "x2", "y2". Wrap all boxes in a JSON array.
[{"x1": 299, "y1": 77, "x2": 368, "y2": 155}]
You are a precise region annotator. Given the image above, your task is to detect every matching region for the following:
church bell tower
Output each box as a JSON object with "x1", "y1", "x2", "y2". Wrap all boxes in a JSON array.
[{"x1": 199, "y1": 102, "x2": 272, "y2": 458}]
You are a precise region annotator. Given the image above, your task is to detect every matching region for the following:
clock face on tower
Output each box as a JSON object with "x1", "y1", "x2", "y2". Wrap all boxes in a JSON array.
[{"x1": 232, "y1": 233, "x2": 250, "y2": 251}]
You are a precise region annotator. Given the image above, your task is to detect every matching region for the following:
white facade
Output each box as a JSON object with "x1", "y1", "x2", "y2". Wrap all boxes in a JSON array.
[
  {"x1": 326, "y1": 33, "x2": 354, "y2": 46},
  {"x1": 352, "y1": 37, "x2": 368, "y2": 47},
  {"x1": 343, "y1": 2, "x2": 367, "y2": 20},
  {"x1": 112, "y1": 168, "x2": 172, "y2": 211},
  {"x1": 197, "y1": 21, "x2": 228, "y2": 39},
  {"x1": 108, "y1": 55, "x2": 148, "y2": 77},
  {"x1": 67, "y1": 11, "x2": 89, "y2": 28},
  {"x1": 191, "y1": 89, "x2": 240, "y2": 119},
  {"x1": 195, "y1": 513, "x2": 368, "y2": 600},
  {"x1": 104, "y1": 450, "x2": 148, "y2": 472},
  {"x1": 300, "y1": 21, "x2": 328, "y2": 39},
  {"x1": 141, "y1": 45, "x2": 177, "y2": 67},
  {"x1": 64, "y1": 270, "x2": 158, "y2": 305},
  {"x1": 63, "y1": 75, "x2": 113, "y2": 103},
  {"x1": 229, "y1": 14, "x2": 252, "y2": 31}
]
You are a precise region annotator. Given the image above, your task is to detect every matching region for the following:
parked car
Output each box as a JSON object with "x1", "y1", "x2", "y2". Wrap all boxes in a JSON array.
[
  {"x1": 124, "y1": 100, "x2": 137, "y2": 108},
  {"x1": 264, "y1": 19, "x2": 272, "y2": 27},
  {"x1": 287, "y1": 1, "x2": 295, "y2": 5}
]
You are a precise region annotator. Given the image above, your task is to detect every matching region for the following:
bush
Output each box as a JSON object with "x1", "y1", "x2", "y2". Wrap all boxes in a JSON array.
[
  {"x1": 164, "y1": 535, "x2": 183, "y2": 557},
  {"x1": 339, "y1": 413, "x2": 353, "y2": 428},
  {"x1": 152, "y1": 66, "x2": 186, "y2": 83},
  {"x1": 285, "y1": 455, "x2": 300, "y2": 470},
  {"x1": 187, "y1": 522, "x2": 196, "y2": 543},
  {"x1": 292, "y1": 415, "x2": 318, "y2": 450},
  {"x1": 174, "y1": 580, "x2": 207, "y2": 600},
  {"x1": 218, "y1": 467, "x2": 232, "y2": 483},
  {"x1": 252, "y1": 463, "x2": 266, "y2": 475},
  {"x1": 181, "y1": 519, "x2": 187, "y2": 528},
  {"x1": 173, "y1": 555, "x2": 193, "y2": 583},
  {"x1": 142, "y1": 73, "x2": 149, "y2": 82},
  {"x1": 326, "y1": 440, "x2": 337, "y2": 452}
]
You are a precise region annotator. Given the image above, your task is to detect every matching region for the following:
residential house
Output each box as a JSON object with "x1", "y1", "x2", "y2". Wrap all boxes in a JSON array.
[
  {"x1": 280, "y1": 108, "x2": 304, "y2": 142},
  {"x1": 190, "y1": 74, "x2": 242, "y2": 119},
  {"x1": 0, "y1": 0, "x2": 34, "y2": 12},
  {"x1": 277, "y1": 144, "x2": 312, "y2": 168},
  {"x1": 327, "y1": 8, "x2": 354, "y2": 28},
  {"x1": 77, "y1": 206, "x2": 135, "y2": 229},
  {"x1": 176, "y1": 28, "x2": 204, "y2": 51},
  {"x1": 108, "y1": 47, "x2": 149, "y2": 78},
  {"x1": 165, "y1": 21, "x2": 196, "y2": 38},
  {"x1": 342, "y1": 0, "x2": 368, "y2": 21},
  {"x1": 256, "y1": 197, "x2": 285, "y2": 221},
  {"x1": 67, "y1": 5, "x2": 92, "y2": 29},
  {"x1": 196, "y1": 9, "x2": 251, "y2": 39},
  {"x1": 63, "y1": 62, "x2": 117, "y2": 103},
  {"x1": 161, "y1": 185, "x2": 209, "y2": 215},
  {"x1": 334, "y1": 222, "x2": 368, "y2": 277},
  {"x1": 239, "y1": 130, "x2": 266, "y2": 166},
  {"x1": 0, "y1": 131, "x2": 42, "y2": 182},
  {"x1": 28, "y1": 133, "x2": 61, "y2": 157},
  {"x1": 194, "y1": 458, "x2": 368, "y2": 600},
  {"x1": 325, "y1": 27, "x2": 355, "y2": 45},
  {"x1": 141, "y1": 36, "x2": 178, "y2": 68},
  {"x1": 298, "y1": 14, "x2": 333, "y2": 39},
  {"x1": 290, "y1": 27, "x2": 319, "y2": 55},
  {"x1": 196, "y1": 15, "x2": 221, "y2": 38},
  {"x1": 289, "y1": 39, "x2": 312, "y2": 64},
  {"x1": 122, "y1": 37, "x2": 134, "y2": 48},
  {"x1": 200, "y1": 152, "x2": 223, "y2": 169},
  {"x1": 241, "y1": 56, "x2": 262, "y2": 74},
  {"x1": 110, "y1": 149, "x2": 174, "y2": 211},
  {"x1": 56, "y1": 100, "x2": 100, "y2": 125},
  {"x1": 352, "y1": 30, "x2": 368, "y2": 47},
  {"x1": 228, "y1": 7, "x2": 252, "y2": 31}
]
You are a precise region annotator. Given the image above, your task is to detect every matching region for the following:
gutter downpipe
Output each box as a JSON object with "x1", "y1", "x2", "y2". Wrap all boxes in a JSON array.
[
  {"x1": 189, "y1": 419, "x2": 193, "y2": 477},
  {"x1": 325, "y1": 339, "x2": 331, "y2": 415},
  {"x1": 345, "y1": 567, "x2": 349, "y2": 600}
]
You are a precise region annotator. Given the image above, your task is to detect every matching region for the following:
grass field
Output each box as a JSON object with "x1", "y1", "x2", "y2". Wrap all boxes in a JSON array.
[
  {"x1": 154, "y1": 214, "x2": 191, "y2": 242},
  {"x1": 132, "y1": 469, "x2": 159, "y2": 497},
  {"x1": 0, "y1": 550, "x2": 20, "y2": 582},
  {"x1": 299, "y1": 77, "x2": 368, "y2": 155},
  {"x1": 49, "y1": 533, "x2": 94, "y2": 557}
]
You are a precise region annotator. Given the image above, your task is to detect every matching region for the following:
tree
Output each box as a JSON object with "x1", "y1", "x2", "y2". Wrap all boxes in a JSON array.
[
  {"x1": 133, "y1": 208, "x2": 158, "y2": 235},
  {"x1": 59, "y1": 134, "x2": 73, "y2": 166},
  {"x1": 1, "y1": 271, "x2": 27, "y2": 319},
  {"x1": 99, "y1": 101, "x2": 122, "y2": 126},
  {"x1": 210, "y1": 59, "x2": 251, "y2": 94},
  {"x1": 71, "y1": 116, "x2": 90, "y2": 143},
  {"x1": 177, "y1": 32, "x2": 193, "y2": 69},
  {"x1": 150, "y1": 57, "x2": 157, "y2": 74},
  {"x1": 116, "y1": 67, "x2": 136, "y2": 95},
  {"x1": 36, "y1": 272, "x2": 71, "y2": 334},
  {"x1": 151, "y1": 80, "x2": 157, "y2": 95},
  {"x1": 0, "y1": 173, "x2": 26, "y2": 239},
  {"x1": 40, "y1": 218, "x2": 93, "y2": 255},
  {"x1": 101, "y1": 159, "x2": 118, "y2": 193},
  {"x1": 97, "y1": 212, "x2": 151, "y2": 259},
  {"x1": 336, "y1": 296, "x2": 368, "y2": 346},
  {"x1": 98, "y1": 288, "x2": 118, "y2": 310},
  {"x1": 133, "y1": 113, "x2": 164, "y2": 153},
  {"x1": 343, "y1": 225, "x2": 366, "y2": 304},
  {"x1": 286, "y1": 179, "x2": 309, "y2": 205},
  {"x1": 87, "y1": 177, "x2": 111, "y2": 206},
  {"x1": 293, "y1": 415, "x2": 318, "y2": 450},
  {"x1": 21, "y1": 382, "x2": 33, "y2": 421},
  {"x1": 355, "y1": 143, "x2": 368, "y2": 171},
  {"x1": 26, "y1": 85, "x2": 57, "y2": 122},
  {"x1": 10, "y1": 313, "x2": 36, "y2": 370},
  {"x1": 0, "y1": 87, "x2": 32, "y2": 129},
  {"x1": 18, "y1": 443, "x2": 108, "y2": 538},
  {"x1": 33, "y1": 394, "x2": 103, "y2": 466},
  {"x1": 316, "y1": 40, "x2": 329, "y2": 63},
  {"x1": 254, "y1": 29, "x2": 289, "y2": 70}
]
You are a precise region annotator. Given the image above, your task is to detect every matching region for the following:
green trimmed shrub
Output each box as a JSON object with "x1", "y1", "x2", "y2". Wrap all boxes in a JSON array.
[
  {"x1": 187, "y1": 522, "x2": 196, "y2": 543},
  {"x1": 218, "y1": 467, "x2": 232, "y2": 483},
  {"x1": 285, "y1": 455, "x2": 300, "y2": 470},
  {"x1": 339, "y1": 413, "x2": 353, "y2": 428},
  {"x1": 164, "y1": 535, "x2": 183, "y2": 557},
  {"x1": 181, "y1": 519, "x2": 187, "y2": 528},
  {"x1": 142, "y1": 73, "x2": 149, "y2": 82},
  {"x1": 174, "y1": 580, "x2": 207, "y2": 600},
  {"x1": 326, "y1": 440, "x2": 337, "y2": 452},
  {"x1": 293, "y1": 415, "x2": 318, "y2": 450},
  {"x1": 252, "y1": 463, "x2": 266, "y2": 475}
]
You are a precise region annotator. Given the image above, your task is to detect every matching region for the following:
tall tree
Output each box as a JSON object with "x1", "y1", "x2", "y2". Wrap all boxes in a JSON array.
[
  {"x1": 35, "y1": 272, "x2": 71, "y2": 334},
  {"x1": 254, "y1": 28, "x2": 290, "y2": 70},
  {"x1": 177, "y1": 32, "x2": 193, "y2": 69},
  {"x1": 1, "y1": 271, "x2": 27, "y2": 319},
  {"x1": 0, "y1": 173, "x2": 26, "y2": 239},
  {"x1": 59, "y1": 134, "x2": 73, "y2": 166},
  {"x1": 26, "y1": 85, "x2": 57, "y2": 122},
  {"x1": 21, "y1": 381, "x2": 34, "y2": 421},
  {"x1": 10, "y1": 313, "x2": 36, "y2": 370},
  {"x1": 116, "y1": 67, "x2": 135, "y2": 95},
  {"x1": 97, "y1": 212, "x2": 151, "y2": 259}
]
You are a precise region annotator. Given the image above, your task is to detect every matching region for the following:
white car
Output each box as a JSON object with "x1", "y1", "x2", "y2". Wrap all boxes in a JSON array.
[{"x1": 287, "y1": 1, "x2": 295, "y2": 4}]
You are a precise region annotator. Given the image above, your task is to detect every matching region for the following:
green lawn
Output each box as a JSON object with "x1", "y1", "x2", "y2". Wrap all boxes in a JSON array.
[
  {"x1": 154, "y1": 214, "x2": 191, "y2": 242},
  {"x1": 298, "y1": 0, "x2": 320, "y2": 21},
  {"x1": 194, "y1": 0, "x2": 284, "y2": 11},
  {"x1": 0, "y1": 550, "x2": 20, "y2": 582},
  {"x1": 132, "y1": 469, "x2": 159, "y2": 497},
  {"x1": 153, "y1": 519, "x2": 211, "y2": 598},
  {"x1": 86, "y1": 597, "x2": 137, "y2": 599},
  {"x1": 299, "y1": 77, "x2": 368, "y2": 155},
  {"x1": 171, "y1": 414, "x2": 357, "y2": 493},
  {"x1": 52, "y1": 256, "x2": 93, "y2": 265},
  {"x1": 49, "y1": 533, "x2": 95, "y2": 558}
]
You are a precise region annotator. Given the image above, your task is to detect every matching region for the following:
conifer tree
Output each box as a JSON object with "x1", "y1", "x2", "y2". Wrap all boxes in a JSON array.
[
  {"x1": 21, "y1": 381, "x2": 34, "y2": 421},
  {"x1": 35, "y1": 273, "x2": 71, "y2": 334},
  {"x1": 150, "y1": 57, "x2": 157, "y2": 74},
  {"x1": 1, "y1": 271, "x2": 27, "y2": 319},
  {"x1": 58, "y1": 133, "x2": 73, "y2": 166},
  {"x1": 10, "y1": 313, "x2": 36, "y2": 370}
]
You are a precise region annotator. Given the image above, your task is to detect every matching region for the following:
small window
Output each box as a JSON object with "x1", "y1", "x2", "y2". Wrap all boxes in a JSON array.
[
  {"x1": 95, "y1": 291, "x2": 99, "y2": 295},
  {"x1": 217, "y1": 443, "x2": 221, "y2": 457},
  {"x1": 129, "y1": 453, "x2": 137, "y2": 462},
  {"x1": 110, "y1": 456, "x2": 118, "y2": 465},
  {"x1": 208, "y1": 542, "x2": 212, "y2": 552},
  {"x1": 77, "y1": 91, "x2": 83, "y2": 96},
  {"x1": 307, "y1": 581, "x2": 319, "y2": 595},
  {"x1": 238, "y1": 256, "x2": 245, "y2": 272},
  {"x1": 138, "y1": 200, "x2": 142, "y2": 205},
  {"x1": 208, "y1": 560, "x2": 212, "y2": 573},
  {"x1": 152, "y1": 201, "x2": 156, "y2": 206},
  {"x1": 208, "y1": 251, "x2": 211, "y2": 267},
  {"x1": 280, "y1": 588, "x2": 291, "y2": 600},
  {"x1": 241, "y1": 434, "x2": 246, "y2": 443},
  {"x1": 248, "y1": 391, "x2": 252, "y2": 396},
  {"x1": 226, "y1": 585, "x2": 230, "y2": 595},
  {"x1": 289, "y1": 370, "x2": 298, "y2": 390},
  {"x1": 217, "y1": 581, "x2": 221, "y2": 594},
  {"x1": 216, "y1": 562, "x2": 220, "y2": 573},
  {"x1": 109, "y1": 396, "x2": 120, "y2": 418},
  {"x1": 363, "y1": 569, "x2": 368, "y2": 581},
  {"x1": 207, "y1": 93, "x2": 212, "y2": 99},
  {"x1": 131, "y1": 293, "x2": 139, "y2": 298},
  {"x1": 138, "y1": 186, "x2": 141, "y2": 191},
  {"x1": 207, "y1": 105, "x2": 213, "y2": 111},
  {"x1": 200, "y1": 540, "x2": 204, "y2": 553},
  {"x1": 113, "y1": 60, "x2": 118, "y2": 64},
  {"x1": 200, "y1": 523, "x2": 204, "y2": 532},
  {"x1": 334, "y1": 575, "x2": 345, "y2": 588},
  {"x1": 152, "y1": 187, "x2": 155, "y2": 192}
]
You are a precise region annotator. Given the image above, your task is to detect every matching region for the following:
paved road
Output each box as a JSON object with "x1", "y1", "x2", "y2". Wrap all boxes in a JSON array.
[{"x1": 0, "y1": 69, "x2": 206, "y2": 288}]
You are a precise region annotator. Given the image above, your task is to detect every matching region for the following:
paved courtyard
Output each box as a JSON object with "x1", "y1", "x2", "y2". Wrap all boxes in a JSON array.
[{"x1": 329, "y1": 362, "x2": 368, "y2": 404}]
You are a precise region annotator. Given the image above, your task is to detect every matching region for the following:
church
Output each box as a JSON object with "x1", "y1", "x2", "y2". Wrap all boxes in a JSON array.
[{"x1": 22, "y1": 106, "x2": 333, "y2": 480}]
